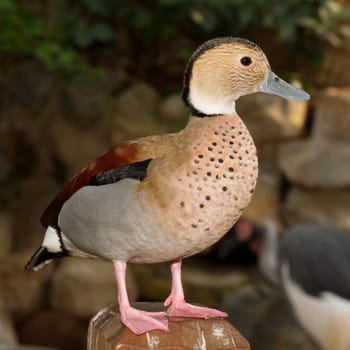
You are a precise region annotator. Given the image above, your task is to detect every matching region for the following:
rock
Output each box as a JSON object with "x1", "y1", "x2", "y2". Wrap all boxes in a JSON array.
[
  {"x1": 129, "y1": 263, "x2": 170, "y2": 302},
  {"x1": 249, "y1": 294, "x2": 317, "y2": 350},
  {"x1": 182, "y1": 259, "x2": 248, "y2": 306},
  {"x1": 0, "y1": 155, "x2": 11, "y2": 183},
  {"x1": 312, "y1": 87, "x2": 350, "y2": 142},
  {"x1": 220, "y1": 285, "x2": 276, "y2": 341},
  {"x1": 50, "y1": 259, "x2": 138, "y2": 318},
  {"x1": 88, "y1": 303, "x2": 250, "y2": 350},
  {"x1": 278, "y1": 87, "x2": 350, "y2": 188},
  {"x1": 0, "y1": 345, "x2": 59, "y2": 350},
  {"x1": 0, "y1": 252, "x2": 51, "y2": 316},
  {"x1": 282, "y1": 187, "x2": 350, "y2": 231},
  {"x1": 0, "y1": 321, "x2": 16, "y2": 345},
  {"x1": 0, "y1": 121, "x2": 37, "y2": 175},
  {"x1": 279, "y1": 139, "x2": 350, "y2": 188},
  {"x1": 244, "y1": 172, "x2": 281, "y2": 222},
  {"x1": 245, "y1": 144, "x2": 281, "y2": 221},
  {"x1": 315, "y1": 41, "x2": 350, "y2": 87},
  {"x1": 51, "y1": 82, "x2": 162, "y2": 174},
  {"x1": 109, "y1": 109, "x2": 166, "y2": 144},
  {"x1": 12, "y1": 174, "x2": 59, "y2": 252},
  {"x1": 18, "y1": 309, "x2": 87, "y2": 350},
  {"x1": 6, "y1": 60, "x2": 54, "y2": 110},
  {"x1": 107, "y1": 82, "x2": 166, "y2": 143},
  {"x1": 0, "y1": 85, "x2": 62, "y2": 177},
  {"x1": 0, "y1": 210, "x2": 13, "y2": 256},
  {"x1": 50, "y1": 117, "x2": 110, "y2": 175},
  {"x1": 159, "y1": 93, "x2": 188, "y2": 121},
  {"x1": 0, "y1": 293, "x2": 17, "y2": 344},
  {"x1": 221, "y1": 285, "x2": 317, "y2": 350},
  {"x1": 116, "y1": 82, "x2": 160, "y2": 118},
  {"x1": 131, "y1": 258, "x2": 248, "y2": 307},
  {"x1": 62, "y1": 71, "x2": 122, "y2": 128},
  {"x1": 237, "y1": 92, "x2": 308, "y2": 144}
]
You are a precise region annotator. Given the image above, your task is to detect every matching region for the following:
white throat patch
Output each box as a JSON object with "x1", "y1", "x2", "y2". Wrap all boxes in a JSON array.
[{"x1": 189, "y1": 90, "x2": 236, "y2": 115}]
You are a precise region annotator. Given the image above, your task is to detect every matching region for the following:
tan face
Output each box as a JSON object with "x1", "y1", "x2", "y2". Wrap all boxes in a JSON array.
[
  {"x1": 186, "y1": 40, "x2": 271, "y2": 115},
  {"x1": 183, "y1": 37, "x2": 309, "y2": 116}
]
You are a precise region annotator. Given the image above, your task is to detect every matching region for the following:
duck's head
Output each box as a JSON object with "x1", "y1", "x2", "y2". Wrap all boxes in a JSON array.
[{"x1": 182, "y1": 37, "x2": 310, "y2": 116}]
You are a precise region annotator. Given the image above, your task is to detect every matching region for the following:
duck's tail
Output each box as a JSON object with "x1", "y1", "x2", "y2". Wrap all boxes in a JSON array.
[{"x1": 25, "y1": 226, "x2": 67, "y2": 271}]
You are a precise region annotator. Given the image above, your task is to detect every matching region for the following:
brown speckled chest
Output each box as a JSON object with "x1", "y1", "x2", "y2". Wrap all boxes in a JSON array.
[{"x1": 139, "y1": 113, "x2": 258, "y2": 261}]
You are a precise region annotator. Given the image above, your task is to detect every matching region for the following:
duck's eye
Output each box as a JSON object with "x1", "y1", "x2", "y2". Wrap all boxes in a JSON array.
[{"x1": 240, "y1": 56, "x2": 252, "y2": 66}]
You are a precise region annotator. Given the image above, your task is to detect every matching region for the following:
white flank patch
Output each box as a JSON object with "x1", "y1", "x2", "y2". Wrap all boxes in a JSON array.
[{"x1": 42, "y1": 226, "x2": 62, "y2": 253}]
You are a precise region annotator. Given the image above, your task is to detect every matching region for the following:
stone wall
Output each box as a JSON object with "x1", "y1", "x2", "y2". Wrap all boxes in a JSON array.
[
  {"x1": 1, "y1": 39, "x2": 350, "y2": 349},
  {"x1": 0, "y1": 62, "x2": 190, "y2": 350}
]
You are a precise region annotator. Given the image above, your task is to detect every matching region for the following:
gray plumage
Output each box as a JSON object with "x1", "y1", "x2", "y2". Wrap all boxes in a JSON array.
[{"x1": 279, "y1": 223, "x2": 350, "y2": 299}]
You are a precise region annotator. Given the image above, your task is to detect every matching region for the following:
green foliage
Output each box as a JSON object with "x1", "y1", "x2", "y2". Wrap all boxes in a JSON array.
[
  {"x1": 0, "y1": 0, "x2": 81, "y2": 73},
  {"x1": 115, "y1": 0, "x2": 350, "y2": 51},
  {"x1": 0, "y1": 0, "x2": 349, "y2": 74},
  {"x1": 57, "y1": 1, "x2": 116, "y2": 50},
  {"x1": 199, "y1": 0, "x2": 350, "y2": 44}
]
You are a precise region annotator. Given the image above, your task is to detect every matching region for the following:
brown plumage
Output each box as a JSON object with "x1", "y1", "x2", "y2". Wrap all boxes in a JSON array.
[{"x1": 26, "y1": 37, "x2": 309, "y2": 335}]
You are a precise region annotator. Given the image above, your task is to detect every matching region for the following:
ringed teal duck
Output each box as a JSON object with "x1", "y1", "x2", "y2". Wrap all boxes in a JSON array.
[{"x1": 26, "y1": 37, "x2": 309, "y2": 335}]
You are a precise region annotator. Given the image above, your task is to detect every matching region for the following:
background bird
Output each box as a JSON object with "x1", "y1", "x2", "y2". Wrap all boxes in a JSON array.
[
  {"x1": 209, "y1": 217, "x2": 261, "y2": 266},
  {"x1": 259, "y1": 221, "x2": 350, "y2": 350},
  {"x1": 25, "y1": 37, "x2": 309, "y2": 335}
]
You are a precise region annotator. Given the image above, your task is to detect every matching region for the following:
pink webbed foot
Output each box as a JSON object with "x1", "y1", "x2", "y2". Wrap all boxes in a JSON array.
[
  {"x1": 113, "y1": 261, "x2": 168, "y2": 335},
  {"x1": 120, "y1": 306, "x2": 169, "y2": 335},
  {"x1": 165, "y1": 298, "x2": 228, "y2": 319},
  {"x1": 165, "y1": 260, "x2": 228, "y2": 320}
]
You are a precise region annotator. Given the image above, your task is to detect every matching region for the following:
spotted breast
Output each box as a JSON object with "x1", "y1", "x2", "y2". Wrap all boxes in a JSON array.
[{"x1": 138, "y1": 114, "x2": 258, "y2": 262}]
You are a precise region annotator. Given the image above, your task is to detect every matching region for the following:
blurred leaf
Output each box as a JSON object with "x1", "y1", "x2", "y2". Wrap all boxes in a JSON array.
[
  {"x1": 1, "y1": 0, "x2": 350, "y2": 75},
  {"x1": 178, "y1": 47, "x2": 191, "y2": 62},
  {"x1": 34, "y1": 42, "x2": 62, "y2": 69},
  {"x1": 80, "y1": 0, "x2": 109, "y2": 15},
  {"x1": 0, "y1": 0, "x2": 16, "y2": 11},
  {"x1": 191, "y1": 10, "x2": 205, "y2": 26},
  {"x1": 191, "y1": 7, "x2": 217, "y2": 32},
  {"x1": 131, "y1": 8, "x2": 152, "y2": 28},
  {"x1": 341, "y1": 8, "x2": 350, "y2": 19},
  {"x1": 72, "y1": 21, "x2": 114, "y2": 48},
  {"x1": 91, "y1": 22, "x2": 115, "y2": 42},
  {"x1": 73, "y1": 22, "x2": 94, "y2": 48}
]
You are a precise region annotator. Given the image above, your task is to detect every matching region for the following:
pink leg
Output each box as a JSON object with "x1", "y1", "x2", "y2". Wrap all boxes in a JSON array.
[
  {"x1": 164, "y1": 260, "x2": 228, "y2": 319},
  {"x1": 114, "y1": 261, "x2": 168, "y2": 334}
]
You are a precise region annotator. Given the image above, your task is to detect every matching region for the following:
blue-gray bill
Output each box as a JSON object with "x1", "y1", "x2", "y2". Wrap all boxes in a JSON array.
[{"x1": 259, "y1": 71, "x2": 310, "y2": 101}]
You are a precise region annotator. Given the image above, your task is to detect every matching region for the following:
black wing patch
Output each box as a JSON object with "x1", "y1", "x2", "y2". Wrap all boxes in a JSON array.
[{"x1": 89, "y1": 159, "x2": 152, "y2": 186}]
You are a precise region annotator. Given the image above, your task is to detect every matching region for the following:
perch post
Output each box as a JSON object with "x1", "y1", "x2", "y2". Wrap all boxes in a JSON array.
[{"x1": 88, "y1": 303, "x2": 250, "y2": 350}]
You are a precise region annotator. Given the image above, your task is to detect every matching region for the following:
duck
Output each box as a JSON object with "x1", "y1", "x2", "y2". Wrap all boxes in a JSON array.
[
  {"x1": 258, "y1": 221, "x2": 350, "y2": 349},
  {"x1": 25, "y1": 37, "x2": 309, "y2": 335}
]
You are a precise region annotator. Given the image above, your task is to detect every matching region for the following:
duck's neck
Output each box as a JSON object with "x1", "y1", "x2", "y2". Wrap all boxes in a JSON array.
[
  {"x1": 183, "y1": 112, "x2": 241, "y2": 138},
  {"x1": 183, "y1": 87, "x2": 237, "y2": 117},
  {"x1": 191, "y1": 98, "x2": 237, "y2": 117}
]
